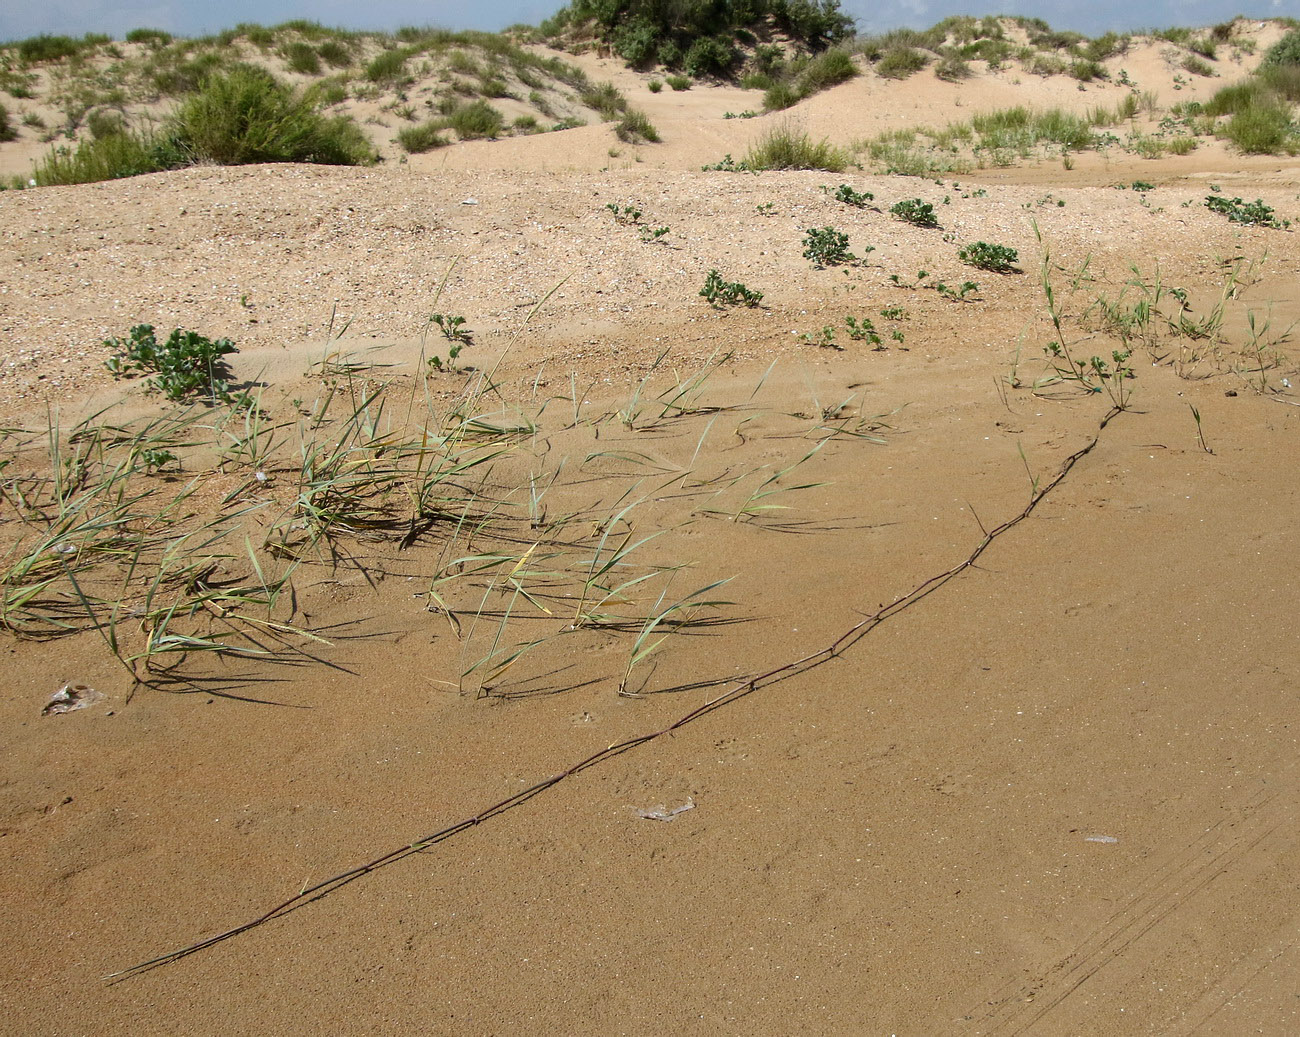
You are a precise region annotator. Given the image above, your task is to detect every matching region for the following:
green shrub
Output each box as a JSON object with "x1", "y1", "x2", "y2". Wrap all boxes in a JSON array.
[
  {"x1": 104, "y1": 325, "x2": 242, "y2": 403},
  {"x1": 1069, "y1": 59, "x2": 1107, "y2": 82},
  {"x1": 743, "y1": 122, "x2": 848, "y2": 171},
  {"x1": 802, "y1": 226, "x2": 855, "y2": 266},
  {"x1": 283, "y1": 42, "x2": 322, "y2": 76},
  {"x1": 763, "y1": 82, "x2": 800, "y2": 110},
  {"x1": 31, "y1": 130, "x2": 179, "y2": 186},
  {"x1": 1204, "y1": 78, "x2": 1269, "y2": 116},
  {"x1": 125, "y1": 28, "x2": 173, "y2": 47},
  {"x1": 580, "y1": 81, "x2": 627, "y2": 118},
  {"x1": 935, "y1": 54, "x2": 972, "y2": 81},
  {"x1": 365, "y1": 48, "x2": 409, "y2": 84},
  {"x1": 316, "y1": 40, "x2": 354, "y2": 68},
  {"x1": 890, "y1": 198, "x2": 938, "y2": 227},
  {"x1": 86, "y1": 108, "x2": 126, "y2": 139},
  {"x1": 684, "y1": 37, "x2": 737, "y2": 78},
  {"x1": 1262, "y1": 65, "x2": 1300, "y2": 105},
  {"x1": 876, "y1": 47, "x2": 928, "y2": 80},
  {"x1": 1182, "y1": 55, "x2": 1214, "y2": 78},
  {"x1": 665, "y1": 74, "x2": 691, "y2": 91},
  {"x1": 513, "y1": 114, "x2": 540, "y2": 133},
  {"x1": 615, "y1": 108, "x2": 659, "y2": 143},
  {"x1": 700, "y1": 269, "x2": 762, "y2": 307},
  {"x1": 17, "y1": 34, "x2": 88, "y2": 64},
  {"x1": 147, "y1": 51, "x2": 228, "y2": 96},
  {"x1": 958, "y1": 241, "x2": 1019, "y2": 272},
  {"x1": 446, "y1": 100, "x2": 504, "y2": 138},
  {"x1": 312, "y1": 77, "x2": 349, "y2": 106},
  {"x1": 647, "y1": 79, "x2": 662, "y2": 92},
  {"x1": 397, "y1": 121, "x2": 449, "y2": 153},
  {"x1": 1223, "y1": 100, "x2": 1297, "y2": 154},
  {"x1": 1204, "y1": 195, "x2": 1289, "y2": 228},
  {"x1": 0, "y1": 105, "x2": 14, "y2": 143},
  {"x1": 798, "y1": 48, "x2": 858, "y2": 93},
  {"x1": 167, "y1": 65, "x2": 376, "y2": 165},
  {"x1": 1262, "y1": 27, "x2": 1300, "y2": 67}
]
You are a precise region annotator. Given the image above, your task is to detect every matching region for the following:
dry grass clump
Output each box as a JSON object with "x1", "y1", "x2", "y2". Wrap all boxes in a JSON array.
[{"x1": 743, "y1": 122, "x2": 849, "y2": 171}]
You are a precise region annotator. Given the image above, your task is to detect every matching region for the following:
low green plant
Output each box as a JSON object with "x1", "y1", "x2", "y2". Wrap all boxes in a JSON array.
[
  {"x1": 638, "y1": 225, "x2": 669, "y2": 243},
  {"x1": 606, "y1": 202, "x2": 642, "y2": 224},
  {"x1": 396, "y1": 121, "x2": 448, "y2": 153},
  {"x1": 890, "y1": 198, "x2": 939, "y2": 227},
  {"x1": 282, "y1": 41, "x2": 322, "y2": 76},
  {"x1": 844, "y1": 316, "x2": 883, "y2": 348},
  {"x1": 700, "y1": 270, "x2": 762, "y2": 307},
  {"x1": 701, "y1": 153, "x2": 750, "y2": 172},
  {"x1": 427, "y1": 344, "x2": 467, "y2": 373},
  {"x1": 958, "y1": 241, "x2": 1019, "y2": 272},
  {"x1": 827, "y1": 183, "x2": 874, "y2": 207},
  {"x1": 446, "y1": 99, "x2": 504, "y2": 139},
  {"x1": 1204, "y1": 195, "x2": 1289, "y2": 228},
  {"x1": 615, "y1": 108, "x2": 659, "y2": 143},
  {"x1": 365, "y1": 48, "x2": 410, "y2": 84},
  {"x1": 877, "y1": 47, "x2": 928, "y2": 80},
  {"x1": 802, "y1": 226, "x2": 860, "y2": 267},
  {"x1": 648, "y1": 79, "x2": 662, "y2": 92},
  {"x1": 104, "y1": 325, "x2": 243, "y2": 404},
  {"x1": 665, "y1": 74, "x2": 691, "y2": 91},
  {"x1": 431, "y1": 313, "x2": 472, "y2": 343},
  {"x1": 801, "y1": 326, "x2": 840, "y2": 349},
  {"x1": 933, "y1": 280, "x2": 980, "y2": 302}
]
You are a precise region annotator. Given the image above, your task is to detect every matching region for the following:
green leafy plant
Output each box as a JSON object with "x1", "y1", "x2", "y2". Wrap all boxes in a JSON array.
[
  {"x1": 431, "y1": 313, "x2": 472, "y2": 343},
  {"x1": 890, "y1": 198, "x2": 939, "y2": 227},
  {"x1": 700, "y1": 270, "x2": 762, "y2": 308},
  {"x1": 104, "y1": 325, "x2": 242, "y2": 404},
  {"x1": 801, "y1": 326, "x2": 840, "y2": 349},
  {"x1": 606, "y1": 202, "x2": 642, "y2": 224},
  {"x1": 802, "y1": 226, "x2": 866, "y2": 267},
  {"x1": 958, "y1": 241, "x2": 1020, "y2": 273},
  {"x1": 827, "y1": 183, "x2": 874, "y2": 207},
  {"x1": 844, "y1": 317, "x2": 883, "y2": 348},
  {"x1": 755, "y1": 202, "x2": 776, "y2": 216},
  {"x1": 638, "y1": 225, "x2": 670, "y2": 243},
  {"x1": 933, "y1": 280, "x2": 980, "y2": 301},
  {"x1": 1204, "y1": 195, "x2": 1289, "y2": 228},
  {"x1": 701, "y1": 153, "x2": 751, "y2": 172}
]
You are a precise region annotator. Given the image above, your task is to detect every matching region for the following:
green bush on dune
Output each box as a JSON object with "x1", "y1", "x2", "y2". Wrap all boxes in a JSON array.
[{"x1": 30, "y1": 64, "x2": 376, "y2": 185}]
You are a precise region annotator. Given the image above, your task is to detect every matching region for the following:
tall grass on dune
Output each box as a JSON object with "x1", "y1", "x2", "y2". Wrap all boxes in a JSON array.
[
  {"x1": 743, "y1": 122, "x2": 848, "y2": 172},
  {"x1": 29, "y1": 64, "x2": 376, "y2": 185}
]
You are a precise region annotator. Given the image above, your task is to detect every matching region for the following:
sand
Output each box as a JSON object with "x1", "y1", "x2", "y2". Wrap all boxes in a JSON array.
[{"x1": 1, "y1": 33, "x2": 1298, "y2": 1036}]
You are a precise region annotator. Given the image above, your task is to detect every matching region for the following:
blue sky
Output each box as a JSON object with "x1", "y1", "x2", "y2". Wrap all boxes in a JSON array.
[{"x1": 1, "y1": 0, "x2": 1294, "y2": 44}]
